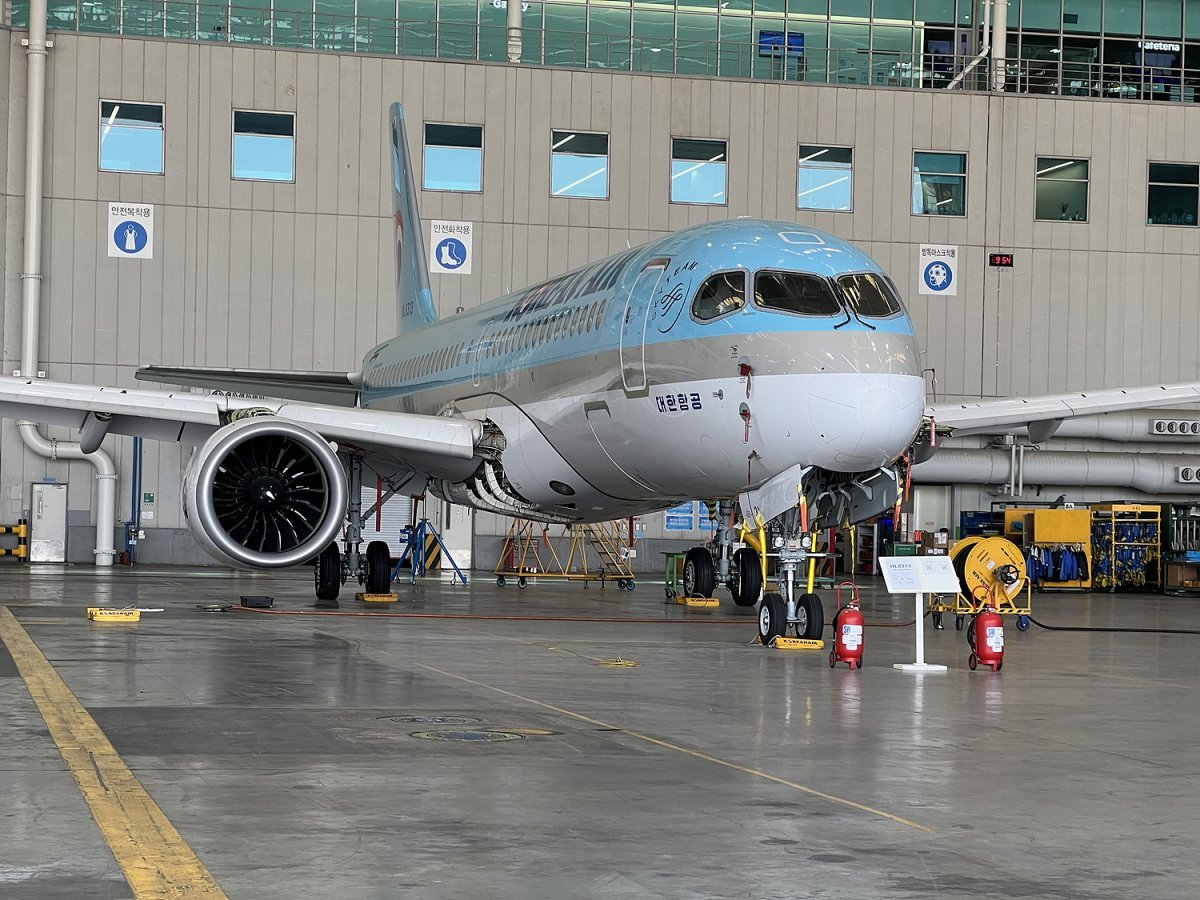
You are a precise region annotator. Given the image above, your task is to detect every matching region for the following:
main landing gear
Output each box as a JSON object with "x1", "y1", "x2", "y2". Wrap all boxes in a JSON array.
[{"x1": 312, "y1": 454, "x2": 398, "y2": 606}]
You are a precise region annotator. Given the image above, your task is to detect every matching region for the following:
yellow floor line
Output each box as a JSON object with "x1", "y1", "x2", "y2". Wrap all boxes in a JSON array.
[
  {"x1": 411, "y1": 659, "x2": 932, "y2": 833},
  {"x1": 0, "y1": 608, "x2": 227, "y2": 899}
]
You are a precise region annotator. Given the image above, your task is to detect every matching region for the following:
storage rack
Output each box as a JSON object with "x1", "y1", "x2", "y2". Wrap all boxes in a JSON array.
[
  {"x1": 1025, "y1": 508, "x2": 1092, "y2": 591},
  {"x1": 1162, "y1": 504, "x2": 1200, "y2": 594},
  {"x1": 854, "y1": 522, "x2": 878, "y2": 576},
  {"x1": 1090, "y1": 504, "x2": 1161, "y2": 592}
]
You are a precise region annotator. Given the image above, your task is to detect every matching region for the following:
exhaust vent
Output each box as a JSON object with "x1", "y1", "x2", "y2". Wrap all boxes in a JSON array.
[
  {"x1": 1152, "y1": 419, "x2": 1200, "y2": 436},
  {"x1": 1176, "y1": 466, "x2": 1199, "y2": 484}
]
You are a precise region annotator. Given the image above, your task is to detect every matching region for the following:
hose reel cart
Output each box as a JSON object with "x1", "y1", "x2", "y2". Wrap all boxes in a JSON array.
[{"x1": 928, "y1": 536, "x2": 1033, "y2": 632}]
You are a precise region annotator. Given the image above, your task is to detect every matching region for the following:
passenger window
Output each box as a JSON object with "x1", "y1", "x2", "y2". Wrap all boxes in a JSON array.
[
  {"x1": 692, "y1": 272, "x2": 746, "y2": 321},
  {"x1": 837, "y1": 272, "x2": 902, "y2": 318},
  {"x1": 754, "y1": 271, "x2": 841, "y2": 317}
]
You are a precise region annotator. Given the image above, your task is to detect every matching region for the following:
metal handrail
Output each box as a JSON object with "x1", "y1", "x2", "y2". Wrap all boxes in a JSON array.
[{"x1": 7, "y1": 1, "x2": 1200, "y2": 102}]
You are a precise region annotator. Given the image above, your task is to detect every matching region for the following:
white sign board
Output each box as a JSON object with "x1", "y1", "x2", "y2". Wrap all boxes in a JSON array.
[
  {"x1": 430, "y1": 220, "x2": 473, "y2": 275},
  {"x1": 107, "y1": 202, "x2": 154, "y2": 259},
  {"x1": 879, "y1": 555, "x2": 961, "y2": 595},
  {"x1": 918, "y1": 244, "x2": 957, "y2": 296}
]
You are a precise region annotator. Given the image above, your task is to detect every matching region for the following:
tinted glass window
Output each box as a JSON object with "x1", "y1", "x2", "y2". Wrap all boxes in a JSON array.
[
  {"x1": 754, "y1": 271, "x2": 841, "y2": 316},
  {"x1": 838, "y1": 273, "x2": 903, "y2": 318},
  {"x1": 424, "y1": 123, "x2": 483, "y2": 192},
  {"x1": 692, "y1": 271, "x2": 746, "y2": 321},
  {"x1": 99, "y1": 101, "x2": 164, "y2": 175},
  {"x1": 233, "y1": 110, "x2": 295, "y2": 182}
]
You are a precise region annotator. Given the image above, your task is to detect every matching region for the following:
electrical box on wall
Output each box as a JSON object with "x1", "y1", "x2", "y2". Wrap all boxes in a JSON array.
[{"x1": 30, "y1": 483, "x2": 67, "y2": 562}]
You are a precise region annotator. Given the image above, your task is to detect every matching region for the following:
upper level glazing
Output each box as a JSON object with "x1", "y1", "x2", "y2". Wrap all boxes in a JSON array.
[{"x1": 10, "y1": 1, "x2": 1200, "y2": 102}]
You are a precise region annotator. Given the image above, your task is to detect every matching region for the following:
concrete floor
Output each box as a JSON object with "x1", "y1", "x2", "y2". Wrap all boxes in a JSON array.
[{"x1": 2, "y1": 566, "x2": 1199, "y2": 899}]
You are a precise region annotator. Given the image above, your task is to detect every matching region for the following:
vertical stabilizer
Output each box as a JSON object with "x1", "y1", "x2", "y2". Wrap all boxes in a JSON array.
[{"x1": 389, "y1": 103, "x2": 437, "y2": 330}]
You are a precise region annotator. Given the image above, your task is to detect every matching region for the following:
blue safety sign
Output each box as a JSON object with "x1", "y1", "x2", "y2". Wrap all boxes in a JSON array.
[
  {"x1": 922, "y1": 259, "x2": 953, "y2": 292},
  {"x1": 434, "y1": 237, "x2": 467, "y2": 270},
  {"x1": 113, "y1": 220, "x2": 148, "y2": 255}
]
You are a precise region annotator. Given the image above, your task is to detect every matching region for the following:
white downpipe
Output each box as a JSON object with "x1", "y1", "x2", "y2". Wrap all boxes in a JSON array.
[
  {"x1": 991, "y1": 0, "x2": 1009, "y2": 91},
  {"x1": 947, "y1": 0, "x2": 991, "y2": 90},
  {"x1": 20, "y1": 0, "x2": 117, "y2": 566},
  {"x1": 913, "y1": 448, "x2": 1200, "y2": 496},
  {"x1": 506, "y1": 0, "x2": 522, "y2": 64}
]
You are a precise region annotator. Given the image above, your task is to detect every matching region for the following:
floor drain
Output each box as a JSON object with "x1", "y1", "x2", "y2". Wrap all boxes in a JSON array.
[{"x1": 410, "y1": 730, "x2": 525, "y2": 743}]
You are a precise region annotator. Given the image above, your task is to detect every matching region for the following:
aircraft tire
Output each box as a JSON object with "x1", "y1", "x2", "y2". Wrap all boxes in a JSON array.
[
  {"x1": 365, "y1": 541, "x2": 392, "y2": 594},
  {"x1": 683, "y1": 547, "x2": 715, "y2": 598},
  {"x1": 730, "y1": 547, "x2": 762, "y2": 607},
  {"x1": 758, "y1": 592, "x2": 787, "y2": 645},
  {"x1": 315, "y1": 542, "x2": 342, "y2": 604},
  {"x1": 796, "y1": 593, "x2": 825, "y2": 641}
]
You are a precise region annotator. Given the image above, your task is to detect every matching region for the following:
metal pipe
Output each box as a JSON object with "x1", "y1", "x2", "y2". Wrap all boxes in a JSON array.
[
  {"x1": 960, "y1": 410, "x2": 1200, "y2": 443},
  {"x1": 947, "y1": 0, "x2": 990, "y2": 90},
  {"x1": 991, "y1": 0, "x2": 1008, "y2": 91},
  {"x1": 913, "y1": 448, "x2": 1200, "y2": 495},
  {"x1": 19, "y1": 0, "x2": 117, "y2": 566},
  {"x1": 506, "y1": 0, "x2": 522, "y2": 64}
]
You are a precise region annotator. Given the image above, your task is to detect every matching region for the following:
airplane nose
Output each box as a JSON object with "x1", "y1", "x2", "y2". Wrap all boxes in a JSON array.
[{"x1": 808, "y1": 375, "x2": 926, "y2": 470}]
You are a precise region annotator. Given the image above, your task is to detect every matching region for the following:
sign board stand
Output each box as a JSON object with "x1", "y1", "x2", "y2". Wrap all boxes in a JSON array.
[{"x1": 879, "y1": 556, "x2": 960, "y2": 673}]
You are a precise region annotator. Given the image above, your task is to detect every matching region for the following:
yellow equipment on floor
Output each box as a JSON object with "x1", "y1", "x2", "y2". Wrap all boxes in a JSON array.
[{"x1": 927, "y1": 536, "x2": 1033, "y2": 632}]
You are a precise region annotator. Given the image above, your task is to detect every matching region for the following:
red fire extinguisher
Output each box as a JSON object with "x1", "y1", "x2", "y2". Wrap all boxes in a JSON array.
[
  {"x1": 829, "y1": 582, "x2": 864, "y2": 669},
  {"x1": 968, "y1": 603, "x2": 1005, "y2": 672}
]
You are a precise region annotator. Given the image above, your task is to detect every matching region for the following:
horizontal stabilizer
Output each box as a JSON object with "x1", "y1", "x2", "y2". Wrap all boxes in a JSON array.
[{"x1": 136, "y1": 366, "x2": 362, "y2": 406}]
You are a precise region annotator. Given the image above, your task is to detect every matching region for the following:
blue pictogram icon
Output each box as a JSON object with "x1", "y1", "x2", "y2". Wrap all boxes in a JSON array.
[
  {"x1": 922, "y1": 259, "x2": 953, "y2": 292},
  {"x1": 435, "y1": 237, "x2": 466, "y2": 270},
  {"x1": 113, "y1": 220, "x2": 149, "y2": 255}
]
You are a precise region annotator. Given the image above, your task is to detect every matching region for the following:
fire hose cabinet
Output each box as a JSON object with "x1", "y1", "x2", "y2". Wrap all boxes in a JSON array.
[{"x1": 30, "y1": 483, "x2": 67, "y2": 562}]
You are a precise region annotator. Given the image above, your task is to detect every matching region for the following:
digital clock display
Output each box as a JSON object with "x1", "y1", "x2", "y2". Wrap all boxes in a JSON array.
[{"x1": 988, "y1": 252, "x2": 1015, "y2": 268}]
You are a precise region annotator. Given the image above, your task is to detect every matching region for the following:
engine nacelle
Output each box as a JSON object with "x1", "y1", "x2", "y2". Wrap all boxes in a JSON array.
[{"x1": 183, "y1": 417, "x2": 348, "y2": 568}]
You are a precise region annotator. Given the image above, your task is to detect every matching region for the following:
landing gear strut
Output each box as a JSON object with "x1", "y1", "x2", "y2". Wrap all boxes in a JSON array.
[{"x1": 755, "y1": 528, "x2": 827, "y2": 646}]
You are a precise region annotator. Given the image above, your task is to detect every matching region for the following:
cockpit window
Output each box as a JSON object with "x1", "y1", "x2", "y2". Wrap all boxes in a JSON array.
[
  {"x1": 837, "y1": 272, "x2": 903, "y2": 318},
  {"x1": 692, "y1": 271, "x2": 746, "y2": 321},
  {"x1": 753, "y1": 271, "x2": 841, "y2": 316}
]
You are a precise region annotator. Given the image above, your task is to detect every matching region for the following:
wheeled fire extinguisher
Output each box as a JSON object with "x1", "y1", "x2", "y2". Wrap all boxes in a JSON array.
[
  {"x1": 829, "y1": 582, "x2": 864, "y2": 669},
  {"x1": 968, "y1": 603, "x2": 1005, "y2": 672}
]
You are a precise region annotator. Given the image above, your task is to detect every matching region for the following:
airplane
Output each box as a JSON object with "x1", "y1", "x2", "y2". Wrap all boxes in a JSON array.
[{"x1": 4, "y1": 101, "x2": 1200, "y2": 645}]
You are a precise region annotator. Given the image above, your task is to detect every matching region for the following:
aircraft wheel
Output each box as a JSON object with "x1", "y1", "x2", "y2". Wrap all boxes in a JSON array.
[
  {"x1": 795, "y1": 593, "x2": 825, "y2": 641},
  {"x1": 365, "y1": 540, "x2": 392, "y2": 594},
  {"x1": 314, "y1": 542, "x2": 341, "y2": 604},
  {"x1": 730, "y1": 547, "x2": 762, "y2": 607},
  {"x1": 758, "y1": 592, "x2": 787, "y2": 645},
  {"x1": 683, "y1": 547, "x2": 715, "y2": 598}
]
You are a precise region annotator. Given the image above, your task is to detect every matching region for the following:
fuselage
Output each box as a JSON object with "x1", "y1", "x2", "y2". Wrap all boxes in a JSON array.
[{"x1": 358, "y1": 219, "x2": 926, "y2": 522}]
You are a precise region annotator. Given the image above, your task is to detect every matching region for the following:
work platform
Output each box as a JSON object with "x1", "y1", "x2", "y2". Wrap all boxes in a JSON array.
[{"x1": 1, "y1": 566, "x2": 1197, "y2": 898}]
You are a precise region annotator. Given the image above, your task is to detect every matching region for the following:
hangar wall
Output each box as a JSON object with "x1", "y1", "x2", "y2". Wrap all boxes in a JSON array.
[{"x1": 3, "y1": 29, "x2": 1200, "y2": 562}]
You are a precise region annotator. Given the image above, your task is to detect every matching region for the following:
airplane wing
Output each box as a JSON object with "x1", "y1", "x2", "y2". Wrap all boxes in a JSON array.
[
  {"x1": 928, "y1": 381, "x2": 1200, "y2": 440},
  {"x1": 136, "y1": 365, "x2": 362, "y2": 407},
  {"x1": 0, "y1": 377, "x2": 480, "y2": 459}
]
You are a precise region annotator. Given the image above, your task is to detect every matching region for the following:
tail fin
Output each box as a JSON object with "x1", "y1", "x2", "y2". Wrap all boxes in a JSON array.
[{"x1": 389, "y1": 103, "x2": 437, "y2": 331}]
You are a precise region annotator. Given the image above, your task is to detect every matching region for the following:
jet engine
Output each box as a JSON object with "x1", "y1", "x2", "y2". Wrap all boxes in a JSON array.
[{"x1": 182, "y1": 417, "x2": 348, "y2": 568}]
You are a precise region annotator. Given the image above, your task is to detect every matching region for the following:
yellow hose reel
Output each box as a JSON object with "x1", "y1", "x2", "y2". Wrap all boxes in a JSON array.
[{"x1": 949, "y1": 536, "x2": 1027, "y2": 601}]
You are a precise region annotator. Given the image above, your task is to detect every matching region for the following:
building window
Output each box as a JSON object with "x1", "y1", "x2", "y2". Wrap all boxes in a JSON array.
[
  {"x1": 671, "y1": 138, "x2": 727, "y2": 205},
  {"x1": 551, "y1": 131, "x2": 609, "y2": 199},
  {"x1": 1035, "y1": 157, "x2": 1089, "y2": 221},
  {"x1": 912, "y1": 151, "x2": 966, "y2": 216},
  {"x1": 99, "y1": 101, "x2": 164, "y2": 175},
  {"x1": 1148, "y1": 162, "x2": 1199, "y2": 226},
  {"x1": 232, "y1": 111, "x2": 295, "y2": 182},
  {"x1": 423, "y1": 123, "x2": 483, "y2": 192},
  {"x1": 798, "y1": 145, "x2": 852, "y2": 211}
]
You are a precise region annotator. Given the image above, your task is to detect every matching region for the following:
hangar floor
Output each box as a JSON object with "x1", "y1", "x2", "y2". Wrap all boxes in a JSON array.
[{"x1": 1, "y1": 566, "x2": 1198, "y2": 899}]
